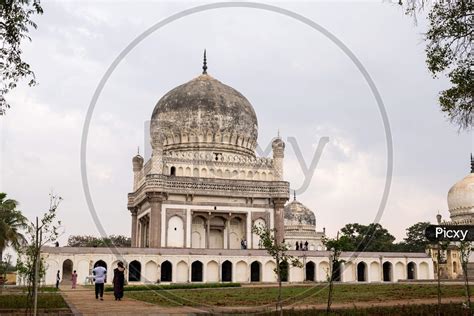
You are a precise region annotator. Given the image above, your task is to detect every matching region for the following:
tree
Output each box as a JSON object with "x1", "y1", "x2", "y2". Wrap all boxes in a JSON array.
[
  {"x1": 252, "y1": 224, "x2": 302, "y2": 315},
  {"x1": 401, "y1": 221, "x2": 431, "y2": 252},
  {"x1": 339, "y1": 223, "x2": 396, "y2": 252},
  {"x1": 323, "y1": 232, "x2": 346, "y2": 314},
  {"x1": 400, "y1": 1, "x2": 473, "y2": 130},
  {"x1": 67, "y1": 235, "x2": 131, "y2": 248},
  {"x1": 0, "y1": 192, "x2": 27, "y2": 260},
  {"x1": 459, "y1": 241, "x2": 472, "y2": 311},
  {"x1": 16, "y1": 194, "x2": 61, "y2": 315},
  {"x1": 0, "y1": 0, "x2": 43, "y2": 115}
]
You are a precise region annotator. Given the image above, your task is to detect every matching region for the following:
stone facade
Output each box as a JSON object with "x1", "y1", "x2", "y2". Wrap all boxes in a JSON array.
[
  {"x1": 38, "y1": 66, "x2": 435, "y2": 286},
  {"x1": 38, "y1": 247, "x2": 433, "y2": 285}
]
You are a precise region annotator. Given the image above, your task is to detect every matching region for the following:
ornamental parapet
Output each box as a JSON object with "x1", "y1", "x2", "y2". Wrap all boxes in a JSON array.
[
  {"x1": 442, "y1": 218, "x2": 474, "y2": 226},
  {"x1": 128, "y1": 174, "x2": 289, "y2": 208},
  {"x1": 163, "y1": 151, "x2": 274, "y2": 168}
]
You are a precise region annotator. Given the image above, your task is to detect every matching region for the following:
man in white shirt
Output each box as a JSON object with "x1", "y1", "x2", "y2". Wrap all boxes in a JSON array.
[{"x1": 92, "y1": 264, "x2": 107, "y2": 300}]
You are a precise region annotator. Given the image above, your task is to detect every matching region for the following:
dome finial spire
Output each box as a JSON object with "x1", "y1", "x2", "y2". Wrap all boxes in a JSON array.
[
  {"x1": 471, "y1": 153, "x2": 474, "y2": 173},
  {"x1": 202, "y1": 49, "x2": 208, "y2": 75},
  {"x1": 294, "y1": 190, "x2": 296, "y2": 201}
]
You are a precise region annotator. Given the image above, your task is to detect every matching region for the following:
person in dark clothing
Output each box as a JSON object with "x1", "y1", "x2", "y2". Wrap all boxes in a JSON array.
[
  {"x1": 299, "y1": 241, "x2": 303, "y2": 250},
  {"x1": 304, "y1": 241, "x2": 309, "y2": 251},
  {"x1": 295, "y1": 241, "x2": 299, "y2": 250},
  {"x1": 113, "y1": 262, "x2": 125, "y2": 301},
  {"x1": 55, "y1": 270, "x2": 60, "y2": 289}
]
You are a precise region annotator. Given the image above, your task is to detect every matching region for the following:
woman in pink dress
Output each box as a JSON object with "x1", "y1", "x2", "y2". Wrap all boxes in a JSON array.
[{"x1": 71, "y1": 270, "x2": 78, "y2": 289}]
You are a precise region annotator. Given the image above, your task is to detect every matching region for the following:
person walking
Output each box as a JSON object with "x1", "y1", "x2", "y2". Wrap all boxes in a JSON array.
[
  {"x1": 113, "y1": 262, "x2": 125, "y2": 301},
  {"x1": 92, "y1": 264, "x2": 107, "y2": 300},
  {"x1": 55, "y1": 270, "x2": 60, "y2": 289},
  {"x1": 71, "y1": 270, "x2": 78, "y2": 289}
]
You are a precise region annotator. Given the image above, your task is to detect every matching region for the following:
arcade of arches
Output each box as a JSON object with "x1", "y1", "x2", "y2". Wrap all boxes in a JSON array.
[{"x1": 42, "y1": 254, "x2": 433, "y2": 285}]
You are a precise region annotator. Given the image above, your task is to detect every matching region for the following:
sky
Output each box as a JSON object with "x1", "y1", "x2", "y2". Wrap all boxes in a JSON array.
[{"x1": 1, "y1": 0, "x2": 473, "y2": 248}]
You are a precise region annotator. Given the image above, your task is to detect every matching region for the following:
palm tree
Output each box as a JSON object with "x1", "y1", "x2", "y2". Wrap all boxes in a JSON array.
[{"x1": 0, "y1": 193, "x2": 28, "y2": 261}]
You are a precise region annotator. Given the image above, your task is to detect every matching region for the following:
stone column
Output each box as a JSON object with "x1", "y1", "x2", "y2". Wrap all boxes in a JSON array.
[
  {"x1": 129, "y1": 208, "x2": 138, "y2": 247},
  {"x1": 206, "y1": 216, "x2": 211, "y2": 248},
  {"x1": 147, "y1": 192, "x2": 163, "y2": 248},
  {"x1": 139, "y1": 217, "x2": 143, "y2": 247},
  {"x1": 226, "y1": 218, "x2": 230, "y2": 249},
  {"x1": 186, "y1": 209, "x2": 191, "y2": 248},
  {"x1": 246, "y1": 211, "x2": 252, "y2": 249},
  {"x1": 273, "y1": 198, "x2": 286, "y2": 244}
]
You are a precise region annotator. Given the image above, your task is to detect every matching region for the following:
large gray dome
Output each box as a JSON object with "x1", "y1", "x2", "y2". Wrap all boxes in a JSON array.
[{"x1": 150, "y1": 74, "x2": 258, "y2": 156}]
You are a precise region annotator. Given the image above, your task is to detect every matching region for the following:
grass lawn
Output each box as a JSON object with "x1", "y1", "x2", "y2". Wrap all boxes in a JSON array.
[
  {"x1": 125, "y1": 283, "x2": 474, "y2": 308},
  {"x1": 103, "y1": 282, "x2": 241, "y2": 292},
  {"x1": 0, "y1": 293, "x2": 68, "y2": 309},
  {"x1": 266, "y1": 303, "x2": 474, "y2": 315}
]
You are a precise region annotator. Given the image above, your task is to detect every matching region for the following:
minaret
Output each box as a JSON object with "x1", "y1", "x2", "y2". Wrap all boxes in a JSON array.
[
  {"x1": 272, "y1": 133, "x2": 285, "y2": 181},
  {"x1": 150, "y1": 130, "x2": 164, "y2": 174},
  {"x1": 132, "y1": 148, "x2": 144, "y2": 191}
]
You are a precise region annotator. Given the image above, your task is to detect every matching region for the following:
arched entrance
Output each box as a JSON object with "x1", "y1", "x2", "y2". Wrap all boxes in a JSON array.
[
  {"x1": 222, "y1": 260, "x2": 232, "y2": 282},
  {"x1": 252, "y1": 219, "x2": 266, "y2": 249},
  {"x1": 176, "y1": 261, "x2": 188, "y2": 283},
  {"x1": 332, "y1": 261, "x2": 341, "y2": 281},
  {"x1": 419, "y1": 262, "x2": 429, "y2": 279},
  {"x1": 250, "y1": 261, "x2": 261, "y2": 282},
  {"x1": 94, "y1": 260, "x2": 107, "y2": 269},
  {"x1": 167, "y1": 216, "x2": 184, "y2": 247},
  {"x1": 407, "y1": 262, "x2": 416, "y2": 280},
  {"x1": 209, "y1": 217, "x2": 225, "y2": 249},
  {"x1": 191, "y1": 261, "x2": 203, "y2": 282},
  {"x1": 305, "y1": 261, "x2": 315, "y2": 281},
  {"x1": 383, "y1": 262, "x2": 392, "y2": 282},
  {"x1": 280, "y1": 261, "x2": 289, "y2": 282},
  {"x1": 357, "y1": 262, "x2": 367, "y2": 282},
  {"x1": 161, "y1": 261, "x2": 172, "y2": 282},
  {"x1": 129, "y1": 260, "x2": 141, "y2": 282},
  {"x1": 62, "y1": 259, "x2": 73, "y2": 284}
]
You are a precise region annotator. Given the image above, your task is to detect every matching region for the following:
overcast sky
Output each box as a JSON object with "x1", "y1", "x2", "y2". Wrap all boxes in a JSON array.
[{"x1": 1, "y1": 0, "x2": 472, "y2": 247}]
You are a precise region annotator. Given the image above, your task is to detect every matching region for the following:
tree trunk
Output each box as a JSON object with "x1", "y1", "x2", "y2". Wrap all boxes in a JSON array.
[
  {"x1": 463, "y1": 261, "x2": 471, "y2": 310},
  {"x1": 437, "y1": 243, "x2": 441, "y2": 316},
  {"x1": 327, "y1": 259, "x2": 334, "y2": 314},
  {"x1": 276, "y1": 258, "x2": 282, "y2": 316}
]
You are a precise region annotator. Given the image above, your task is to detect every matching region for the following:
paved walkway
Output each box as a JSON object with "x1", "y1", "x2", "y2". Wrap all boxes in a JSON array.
[{"x1": 60, "y1": 286, "x2": 204, "y2": 316}]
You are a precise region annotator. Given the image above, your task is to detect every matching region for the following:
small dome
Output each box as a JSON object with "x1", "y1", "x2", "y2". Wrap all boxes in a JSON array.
[
  {"x1": 447, "y1": 156, "x2": 474, "y2": 222},
  {"x1": 132, "y1": 154, "x2": 144, "y2": 163},
  {"x1": 132, "y1": 154, "x2": 144, "y2": 171},
  {"x1": 150, "y1": 73, "x2": 258, "y2": 156},
  {"x1": 284, "y1": 199, "x2": 316, "y2": 226},
  {"x1": 448, "y1": 173, "x2": 474, "y2": 214}
]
